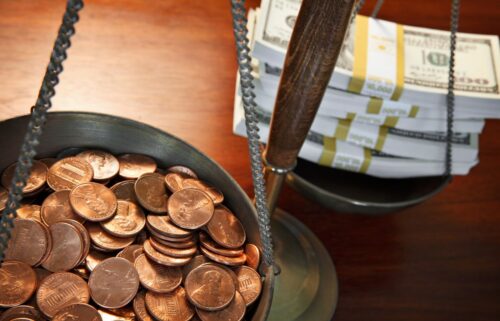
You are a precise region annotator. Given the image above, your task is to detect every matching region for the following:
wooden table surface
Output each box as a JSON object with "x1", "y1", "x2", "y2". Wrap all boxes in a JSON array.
[{"x1": 1, "y1": 0, "x2": 499, "y2": 320}]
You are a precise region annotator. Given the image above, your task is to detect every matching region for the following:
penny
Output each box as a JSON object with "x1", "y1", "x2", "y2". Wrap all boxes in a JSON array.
[
  {"x1": 70, "y1": 182, "x2": 118, "y2": 222},
  {"x1": 182, "y1": 255, "x2": 210, "y2": 281},
  {"x1": 182, "y1": 178, "x2": 224, "y2": 205},
  {"x1": 147, "y1": 225, "x2": 193, "y2": 243},
  {"x1": 15, "y1": 204, "x2": 42, "y2": 221},
  {"x1": 41, "y1": 190, "x2": 86, "y2": 226},
  {"x1": 102, "y1": 306, "x2": 136, "y2": 319},
  {"x1": 85, "y1": 250, "x2": 110, "y2": 272},
  {"x1": 110, "y1": 180, "x2": 138, "y2": 204},
  {"x1": 196, "y1": 291, "x2": 246, "y2": 321},
  {"x1": 164, "y1": 172, "x2": 186, "y2": 193},
  {"x1": 1, "y1": 160, "x2": 48, "y2": 195},
  {"x1": 168, "y1": 188, "x2": 214, "y2": 230},
  {"x1": 101, "y1": 200, "x2": 145, "y2": 237},
  {"x1": 200, "y1": 246, "x2": 247, "y2": 267},
  {"x1": 62, "y1": 219, "x2": 91, "y2": 265},
  {"x1": 133, "y1": 291, "x2": 154, "y2": 321},
  {"x1": 87, "y1": 223, "x2": 135, "y2": 251},
  {"x1": 36, "y1": 272, "x2": 90, "y2": 318},
  {"x1": 0, "y1": 305, "x2": 44, "y2": 321},
  {"x1": 77, "y1": 150, "x2": 120, "y2": 181},
  {"x1": 134, "y1": 254, "x2": 183, "y2": 293},
  {"x1": 97, "y1": 309, "x2": 135, "y2": 321},
  {"x1": 185, "y1": 264, "x2": 235, "y2": 311},
  {"x1": 146, "y1": 215, "x2": 192, "y2": 238},
  {"x1": 0, "y1": 186, "x2": 7, "y2": 211},
  {"x1": 88, "y1": 257, "x2": 140, "y2": 309},
  {"x1": 143, "y1": 240, "x2": 192, "y2": 267},
  {"x1": 234, "y1": 266, "x2": 262, "y2": 306},
  {"x1": 151, "y1": 235, "x2": 197, "y2": 249},
  {"x1": 206, "y1": 206, "x2": 246, "y2": 249},
  {"x1": 0, "y1": 261, "x2": 37, "y2": 308},
  {"x1": 117, "y1": 244, "x2": 144, "y2": 264},
  {"x1": 167, "y1": 165, "x2": 198, "y2": 179},
  {"x1": 118, "y1": 154, "x2": 157, "y2": 179},
  {"x1": 134, "y1": 173, "x2": 168, "y2": 214},
  {"x1": 144, "y1": 287, "x2": 194, "y2": 321},
  {"x1": 41, "y1": 222, "x2": 84, "y2": 272},
  {"x1": 53, "y1": 303, "x2": 103, "y2": 321},
  {"x1": 47, "y1": 157, "x2": 93, "y2": 191},
  {"x1": 244, "y1": 244, "x2": 260, "y2": 270},
  {"x1": 39, "y1": 158, "x2": 57, "y2": 169},
  {"x1": 149, "y1": 237, "x2": 197, "y2": 258},
  {"x1": 5, "y1": 219, "x2": 50, "y2": 266},
  {"x1": 199, "y1": 232, "x2": 244, "y2": 257}
]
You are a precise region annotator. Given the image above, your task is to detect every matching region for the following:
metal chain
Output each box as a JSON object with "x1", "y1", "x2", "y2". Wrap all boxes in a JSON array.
[
  {"x1": 230, "y1": 0, "x2": 274, "y2": 268},
  {"x1": 0, "y1": 0, "x2": 84, "y2": 261},
  {"x1": 371, "y1": 0, "x2": 385, "y2": 17}
]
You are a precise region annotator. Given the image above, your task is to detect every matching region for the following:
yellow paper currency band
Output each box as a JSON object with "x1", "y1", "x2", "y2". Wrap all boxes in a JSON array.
[
  {"x1": 319, "y1": 136, "x2": 336, "y2": 166},
  {"x1": 383, "y1": 116, "x2": 399, "y2": 127},
  {"x1": 334, "y1": 119, "x2": 351, "y2": 141},
  {"x1": 390, "y1": 23, "x2": 405, "y2": 101},
  {"x1": 367, "y1": 97, "x2": 383, "y2": 114},
  {"x1": 360, "y1": 148, "x2": 372, "y2": 174},
  {"x1": 346, "y1": 112, "x2": 356, "y2": 120},
  {"x1": 347, "y1": 15, "x2": 369, "y2": 94},
  {"x1": 409, "y1": 106, "x2": 419, "y2": 118},
  {"x1": 375, "y1": 126, "x2": 389, "y2": 151}
]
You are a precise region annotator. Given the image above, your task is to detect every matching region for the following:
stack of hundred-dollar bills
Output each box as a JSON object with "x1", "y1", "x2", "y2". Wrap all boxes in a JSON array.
[{"x1": 233, "y1": 2, "x2": 500, "y2": 178}]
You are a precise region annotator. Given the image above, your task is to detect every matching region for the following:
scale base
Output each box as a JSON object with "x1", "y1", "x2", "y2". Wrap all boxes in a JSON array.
[{"x1": 267, "y1": 208, "x2": 338, "y2": 321}]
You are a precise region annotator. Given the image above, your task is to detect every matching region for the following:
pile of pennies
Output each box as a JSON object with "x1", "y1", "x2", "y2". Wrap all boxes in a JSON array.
[{"x1": 0, "y1": 150, "x2": 263, "y2": 321}]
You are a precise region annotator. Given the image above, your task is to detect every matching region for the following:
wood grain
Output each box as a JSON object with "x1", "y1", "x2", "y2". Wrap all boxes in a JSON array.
[{"x1": 0, "y1": 1, "x2": 499, "y2": 320}]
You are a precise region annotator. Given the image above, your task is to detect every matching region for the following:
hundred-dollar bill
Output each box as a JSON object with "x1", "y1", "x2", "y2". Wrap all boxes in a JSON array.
[{"x1": 253, "y1": 0, "x2": 500, "y2": 111}]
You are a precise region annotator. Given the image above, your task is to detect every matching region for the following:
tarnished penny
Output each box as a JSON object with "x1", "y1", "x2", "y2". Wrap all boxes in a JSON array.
[
  {"x1": 5, "y1": 219, "x2": 50, "y2": 266},
  {"x1": 41, "y1": 190, "x2": 86, "y2": 226},
  {"x1": 110, "y1": 180, "x2": 138, "y2": 204},
  {"x1": 234, "y1": 266, "x2": 262, "y2": 306},
  {"x1": 244, "y1": 244, "x2": 260, "y2": 270},
  {"x1": 36, "y1": 272, "x2": 90, "y2": 318},
  {"x1": 0, "y1": 186, "x2": 7, "y2": 211},
  {"x1": 149, "y1": 237, "x2": 197, "y2": 258},
  {"x1": 196, "y1": 291, "x2": 246, "y2": 321},
  {"x1": 88, "y1": 257, "x2": 140, "y2": 309},
  {"x1": 133, "y1": 291, "x2": 154, "y2": 321},
  {"x1": 53, "y1": 303, "x2": 103, "y2": 321},
  {"x1": 146, "y1": 215, "x2": 191, "y2": 238},
  {"x1": 182, "y1": 178, "x2": 224, "y2": 205},
  {"x1": 185, "y1": 264, "x2": 235, "y2": 311},
  {"x1": 77, "y1": 150, "x2": 120, "y2": 181},
  {"x1": 164, "y1": 172, "x2": 186, "y2": 193},
  {"x1": 167, "y1": 165, "x2": 198, "y2": 179},
  {"x1": 87, "y1": 223, "x2": 135, "y2": 251},
  {"x1": 41, "y1": 222, "x2": 83, "y2": 272},
  {"x1": 15, "y1": 204, "x2": 42, "y2": 221},
  {"x1": 70, "y1": 183, "x2": 118, "y2": 222},
  {"x1": 47, "y1": 157, "x2": 93, "y2": 191},
  {"x1": 0, "y1": 305, "x2": 45, "y2": 321},
  {"x1": 134, "y1": 254, "x2": 182, "y2": 293},
  {"x1": 118, "y1": 154, "x2": 157, "y2": 179},
  {"x1": 168, "y1": 188, "x2": 214, "y2": 230},
  {"x1": 0, "y1": 261, "x2": 37, "y2": 308},
  {"x1": 134, "y1": 173, "x2": 168, "y2": 214},
  {"x1": 101, "y1": 200, "x2": 145, "y2": 237},
  {"x1": 1, "y1": 160, "x2": 48, "y2": 194},
  {"x1": 62, "y1": 219, "x2": 91, "y2": 265},
  {"x1": 144, "y1": 287, "x2": 194, "y2": 321},
  {"x1": 200, "y1": 246, "x2": 247, "y2": 267},
  {"x1": 117, "y1": 244, "x2": 144, "y2": 263},
  {"x1": 150, "y1": 235, "x2": 197, "y2": 249},
  {"x1": 85, "y1": 250, "x2": 110, "y2": 272},
  {"x1": 143, "y1": 240, "x2": 192, "y2": 267},
  {"x1": 199, "y1": 232, "x2": 244, "y2": 257},
  {"x1": 206, "y1": 206, "x2": 246, "y2": 249},
  {"x1": 182, "y1": 255, "x2": 210, "y2": 281}
]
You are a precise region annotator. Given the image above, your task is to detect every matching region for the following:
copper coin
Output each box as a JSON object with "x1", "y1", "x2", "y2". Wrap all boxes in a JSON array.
[
  {"x1": 1, "y1": 160, "x2": 48, "y2": 194},
  {"x1": 62, "y1": 219, "x2": 91, "y2": 265},
  {"x1": 199, "y1": 247, "x2": 247, "y2": 267},
  {"x1": 164, "y1": 172, "x2": 186, "y2": 193},
  {"x1": 41, "y1": 190, "x2": 86, "y2": 226},
  {"x1": 234, "y1": 266, "x2": 262, "y2": 306},
  {"x1": 147, "y1": 225, "x2": 193, "y2": 243},
  {"x1": 244, "y1": 244, "x2": 260, "y2": 270},
  {"x1": 0, "y1": 305, "x2": 44, "y2": 321},
  {"x1": 133, "y1": 291, "x2": 154, "y2": 321},
  {"x1": 199, "y1": 232, "x2": 244, "y2": 257},
  {"x1": 149, "y1": 237, "x2": 197, "y2": 258},
  {"x1": 117, "y1": 244, "x2": 144, "y2": 263},
  {"x1": 185, "y1": 264, "x2": 235, "y2": 311},
  {"x1": 206, "y1": 206, "x2": 246, "y2": 249},
  {"x1": 134, "y1": 254, "x2": 183, "y2": 293},
  {"x1": 151, "y1": 235, "x2": 197, "y2": 249},
  {"x1": 182, "y1": 255, "x2": 210, "y2": 281},
  {"x1": 101, "y1": 200, "x2": 145, "y2": 237},
  {"x1": 0, "y1": 261, "x2": 37, "y2": 308},
  {"x1": 101, "y1": 306, "x2": 135, "y2": 319},
  {"x1": 47, "y1": 157, "x2": 93, "y2": 191},
  {"x1": 144, "y1": 287, "x2": 194, "y2": 321},
  {"x1": 118, "y1": 154, "x2": 157, "y2": 179},
  {"x1": 0, "y1": 186, "x2": 7, "y2": 211},
  {"x1": 41, "y1": 222, "x2": 84, "y2": 272},
  {"x1": 5, "y1": 219, "x2": 50, "y2": 266},
  {"x1": 146, "y1": 215, "x2": 192, "y2": 238},
  {"x1": 39, "y1": 158, "x2": 57, "y2": 169},
  {"x1": 87, "y1": 223, "x2": 135, "y2": 251},
  {"x1": 70, "y1": 182, "x2": 118, "y2": 222},
  {"x1": 182, "y1": 178, "x2": 224, "y2": 205},
  {"x1": 97, "y1": 309, "x2": 135, "y2": 321},
  {"x1": 88, "y1": 257, "x2": 140, "y2": 309},
  {"x1": 143, "y1": 240, "x2": 192, "y2": 267},
  {"x1": 16, "y1": 204, "x2": 42, "y2": 221},
  {"x1": 167, "y1": 165, "x2": 198, "y2": 179},
  {"x1": 36, "y1": 272, "x2": 90, "y2": 318},
  {"x1": 168, "y1": 189, "x2": 214, "y2": 230},
  {"x1": 53, "y1": 303, "x2": 103, "y2": 321},
  {"x1": 196, "y1": 291, "x2": 246, "y2": 321},
  {"x1": 77, "y1": 150, "x2": 120, "y2": 181},
  {"x1": 110, "y1": 180, "x2": 138, "y2": 204},
  {"x1": 134, "y1": 173, "x2": 168, "y2": 214},
  {"x1": 85, "y1": 250, "x2": 110, "y2": 272}
]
